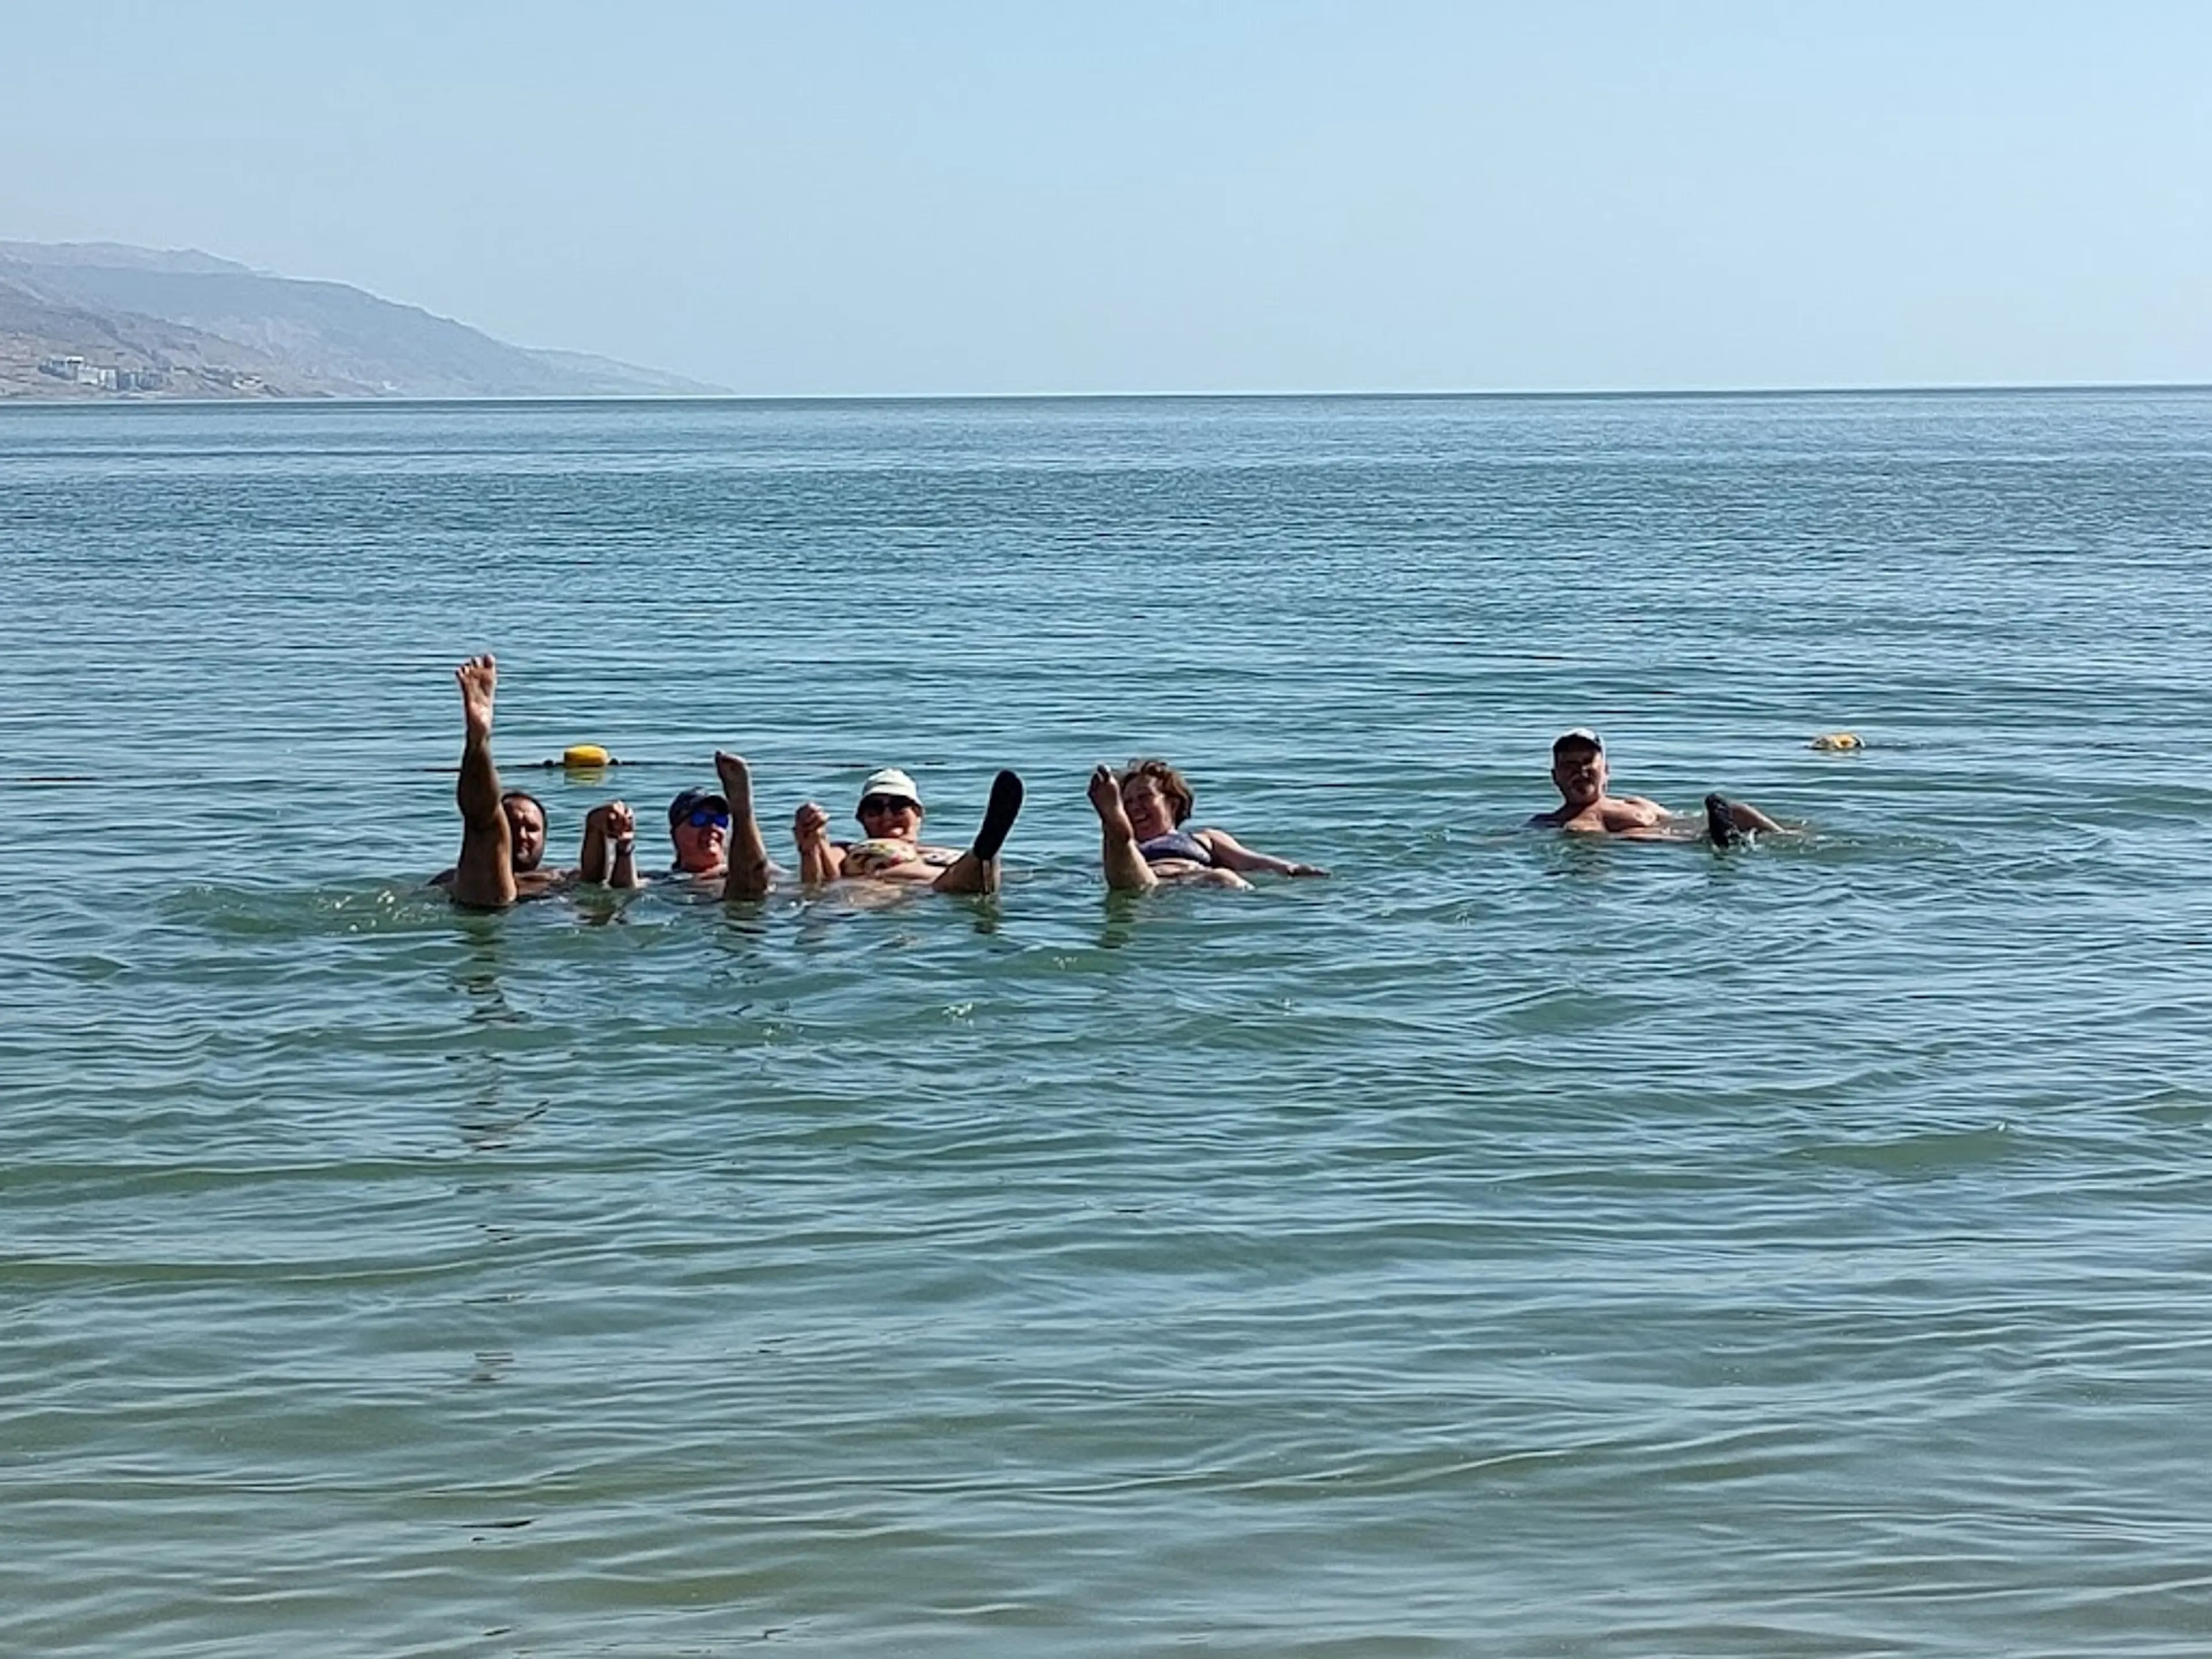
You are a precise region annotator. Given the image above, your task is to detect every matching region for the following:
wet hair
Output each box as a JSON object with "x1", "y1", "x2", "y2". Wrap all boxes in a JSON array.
[
  {"x1": 500, "y1": 790, "x2": 546, "y2": 825},
  {"x1": 1120, "y1": 758, "x2": 1194, "y2": 826}
]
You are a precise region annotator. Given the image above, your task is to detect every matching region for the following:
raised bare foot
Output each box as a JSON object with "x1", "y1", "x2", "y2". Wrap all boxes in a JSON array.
[
  {"x1": 1705, "y1": 793, "x2": 1744, "y2": 848},
  {"x1": 455, "y1": 654, "x2": 497, "y2": 741},
  {"x1": 714, "y1": 751, "x2": 773, "y2": 899},
  {"x1": 1088, "y1": 764, "x2": 1135, "y2": 838},
  {"x1": 714, "y1": 750, "x2": 755, "y2": 819},
  {"x1": 1090, "y1": 764, "x2": 1158, "y2": 893}
]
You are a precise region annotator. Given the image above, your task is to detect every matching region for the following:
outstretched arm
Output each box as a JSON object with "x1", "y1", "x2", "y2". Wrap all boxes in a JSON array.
[
  {"x1": 1728, "y1": 801, "x2": 1785, "y2": 835},
  {"x1": 579, "y1": 800, "x2": 642, "y2": 888},
  {"x1": 449, "y1": 655, "x2": 517, "y2": 909},
  {"x1": 1199, "y1": 828, "x2": 1327, "y2": 877}
]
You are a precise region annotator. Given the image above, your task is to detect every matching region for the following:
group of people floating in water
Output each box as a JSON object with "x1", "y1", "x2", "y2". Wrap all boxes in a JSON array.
[{"x1": 440, "y1": 654, "x2": 1789, "y2": 910}]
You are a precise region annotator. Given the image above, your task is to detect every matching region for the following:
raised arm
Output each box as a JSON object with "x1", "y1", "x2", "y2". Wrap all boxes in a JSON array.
[
  {"x1": 449, "y1": 654, "x2": 518, "y2": 909},
  {"x1": 1727, "y1": 801, "x2": 1785, "y2": 835},
  {"x1": 793, "y1": 801, "x2": 844, "y2": 885},
  {"x1": 579, "y1": 800, "x2": 642, "y2": 888},
  {"x1": 1197, "y1": 827, "x2": 1327, "y2": 877}
]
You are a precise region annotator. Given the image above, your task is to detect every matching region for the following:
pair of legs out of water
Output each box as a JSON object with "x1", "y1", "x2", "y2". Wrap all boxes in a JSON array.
[{"x1": 715, "y1": 749, "x2": 1026, "y2": 899}]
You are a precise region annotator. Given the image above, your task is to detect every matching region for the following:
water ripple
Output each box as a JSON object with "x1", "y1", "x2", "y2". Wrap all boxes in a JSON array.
[{"x1": 5, "y1": 392, "x2": 2211, "y2": 1655}]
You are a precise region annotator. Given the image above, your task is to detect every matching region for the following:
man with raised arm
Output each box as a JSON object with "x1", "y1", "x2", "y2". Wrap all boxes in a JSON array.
[
  {"x1": 441, "y1": 654, "x2": 638, "y2": 907},
  {"x1": 1529, "y1": 728, "x2": 1784, "y2": 845}
]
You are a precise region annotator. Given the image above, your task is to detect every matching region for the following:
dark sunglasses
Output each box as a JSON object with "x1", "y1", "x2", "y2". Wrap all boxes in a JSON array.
[
  {"x1": 858, "y1": 795, "x2": 916, "y2": 815},
  {"x1": 684, "y1": 808, "x2": 732, "y2": 830}
]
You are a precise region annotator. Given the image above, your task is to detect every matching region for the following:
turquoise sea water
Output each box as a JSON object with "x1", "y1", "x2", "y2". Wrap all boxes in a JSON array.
[{"x1": 4, "y1": 391, "x2": 2210, "y2": 1656}]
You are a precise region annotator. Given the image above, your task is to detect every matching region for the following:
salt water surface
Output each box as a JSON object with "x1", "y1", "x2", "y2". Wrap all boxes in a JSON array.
[{"x1": 4, "y1": 391, "x2": 2211, "y2": 1655}]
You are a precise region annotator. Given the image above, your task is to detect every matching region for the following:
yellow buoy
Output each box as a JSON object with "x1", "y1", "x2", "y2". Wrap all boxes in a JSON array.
[
  {"x1": 562, "y1": 743, "x2": 612, "y2": 769},
  {"x1": 1809, "y1": 732, "x2": 1862, "y2": 752}
]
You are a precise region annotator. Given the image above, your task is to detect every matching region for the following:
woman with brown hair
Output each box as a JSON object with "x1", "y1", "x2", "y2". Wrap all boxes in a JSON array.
[{"x1": 1086, "y1": 758, "x2": 1328, "y2": 893}]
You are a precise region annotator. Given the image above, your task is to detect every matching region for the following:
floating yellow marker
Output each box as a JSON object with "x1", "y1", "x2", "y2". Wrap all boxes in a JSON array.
[
  {"x1": 1809, "y1": 732, "x2": 1863, "y2": 752},
  {"x1": 561, "y1": 744, "x2": 613, "y2": 769}
]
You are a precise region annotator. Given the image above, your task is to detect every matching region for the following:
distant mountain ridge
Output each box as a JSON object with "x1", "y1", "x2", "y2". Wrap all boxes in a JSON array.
[{"x1": 0, "y1": 240, "x2": 725, "y2": 400}]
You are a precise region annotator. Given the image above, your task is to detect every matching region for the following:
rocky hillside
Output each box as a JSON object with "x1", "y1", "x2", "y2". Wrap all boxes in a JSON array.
[{"x1": 0, "y1": 241, "x2": 724, "y2": 400}]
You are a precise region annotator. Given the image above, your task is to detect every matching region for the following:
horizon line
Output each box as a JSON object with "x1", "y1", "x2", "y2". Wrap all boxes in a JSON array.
[{"x1": 9, "y1": 377, "x2": 2212, "y2": 412}]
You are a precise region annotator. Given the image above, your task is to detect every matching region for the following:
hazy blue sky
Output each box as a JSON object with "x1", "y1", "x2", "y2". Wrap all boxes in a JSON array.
[{"x1": 7, "y1": 2, "x2": 2209, "y2": 395}]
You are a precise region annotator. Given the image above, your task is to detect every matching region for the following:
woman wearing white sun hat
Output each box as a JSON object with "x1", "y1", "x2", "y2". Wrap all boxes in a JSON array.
[{"x1": 793, "y1": 764, "x2": 1024, "y2": 895}]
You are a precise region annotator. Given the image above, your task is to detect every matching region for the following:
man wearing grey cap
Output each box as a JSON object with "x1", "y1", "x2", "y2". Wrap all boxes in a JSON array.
[
  {"x1": 793, "y1": 764, "x2": 1024, "y2": 894},
  {"x1": 1530, "y1": 728, "x2": 1782, "y2": 844}
]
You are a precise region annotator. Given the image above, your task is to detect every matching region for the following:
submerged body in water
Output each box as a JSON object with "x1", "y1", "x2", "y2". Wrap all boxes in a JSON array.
[
  {"x1": 791, "y1": 762, "x2": 1023, "y2": 893},
  {"x1": 1528, "y1": 728, "x2": 1786, "y2": 844},
  {"x1": 1089, "y1": 757, "x2": 1328, "y2": 892}
]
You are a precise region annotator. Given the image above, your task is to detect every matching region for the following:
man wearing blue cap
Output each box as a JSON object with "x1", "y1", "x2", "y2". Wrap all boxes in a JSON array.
[{"x1": 661, "y1": 750, "x2": 775, "y2": 899}]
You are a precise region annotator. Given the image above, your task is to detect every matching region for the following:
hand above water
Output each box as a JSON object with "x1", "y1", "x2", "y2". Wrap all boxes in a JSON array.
[{"x1": 586, "y1": 800, "x2": 637, "y2": 842}]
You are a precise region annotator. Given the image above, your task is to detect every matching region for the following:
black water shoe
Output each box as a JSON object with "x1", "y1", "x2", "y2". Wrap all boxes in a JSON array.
[{"x1": 1705, "y1": 793, "x2": 1745, "y2": 849}]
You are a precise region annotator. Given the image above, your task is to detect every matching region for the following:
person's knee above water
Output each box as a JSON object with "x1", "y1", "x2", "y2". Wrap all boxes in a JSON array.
[
  {"x1": 1528, "y1": 728, "x2": 1783, "y2": 842},
  {"x1": 793, "y1": 764, "x2": 1022, "y2": 895},
  {"x1": 1089, "y1": 757, "x2": 1328, "y2": 893}
]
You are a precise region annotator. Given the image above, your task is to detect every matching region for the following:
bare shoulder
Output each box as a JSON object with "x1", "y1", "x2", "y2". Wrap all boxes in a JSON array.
[{"x1": 1599, "y1": 794, "x2": 1670, "y2": 831}]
